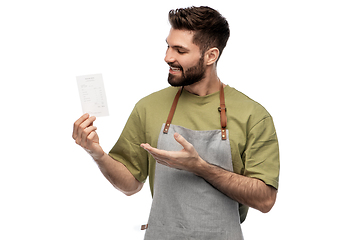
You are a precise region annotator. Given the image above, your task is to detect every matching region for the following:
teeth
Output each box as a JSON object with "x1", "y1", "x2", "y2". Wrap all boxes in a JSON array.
[{"x1": 171, "y1": 67, "x2": 181, "y2": 71}]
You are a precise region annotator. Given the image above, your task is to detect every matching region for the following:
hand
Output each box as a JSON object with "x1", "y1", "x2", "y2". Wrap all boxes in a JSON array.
[
  {"x1": 73, "y1": 113, "x2": 104, "y2": 159},
  {"x1": 140, "y1": 133, "x2": 205, "y2": 173}
]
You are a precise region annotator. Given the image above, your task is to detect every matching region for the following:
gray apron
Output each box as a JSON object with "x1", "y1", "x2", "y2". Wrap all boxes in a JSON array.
[{"x1": 144, "y1": 85, "x2": 244, "y2": 240}]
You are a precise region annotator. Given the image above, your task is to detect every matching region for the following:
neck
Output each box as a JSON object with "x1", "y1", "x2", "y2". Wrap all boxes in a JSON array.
[{"x1": 184, "y1": 68, "x2": 223, "y2": 96}]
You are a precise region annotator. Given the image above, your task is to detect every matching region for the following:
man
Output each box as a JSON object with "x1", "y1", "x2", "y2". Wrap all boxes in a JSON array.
[{"x1": 73, "y1": 6, "x2": 279, "y2": 239}]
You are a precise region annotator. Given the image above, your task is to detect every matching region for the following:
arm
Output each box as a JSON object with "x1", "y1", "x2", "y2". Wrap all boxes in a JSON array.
[
  {"x1": 141, "y1": 133, "x2": 277, "y2": 213},
  {"x1": 73, "y1": 114, "x2": 143, "y2": 196},
  {"x1": 194, "y1": 161, "x2": 277, "y2": 213},
  {"x1": 93, "y1": 153, "x2": 144, "y2": 196}
]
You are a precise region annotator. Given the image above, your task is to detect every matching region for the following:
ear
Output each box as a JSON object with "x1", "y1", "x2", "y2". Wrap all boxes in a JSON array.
[{"x1": 204, "y1": 47, "x2": 220, "y2": 66}]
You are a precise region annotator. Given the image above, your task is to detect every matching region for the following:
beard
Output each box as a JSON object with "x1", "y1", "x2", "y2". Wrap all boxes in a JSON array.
[{"x1": 168, "y1": 56, "x2": 206, "y2": 87}]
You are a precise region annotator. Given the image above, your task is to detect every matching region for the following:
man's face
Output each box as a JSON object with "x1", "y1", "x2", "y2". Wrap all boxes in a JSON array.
[{"x1": 165, "y1": 28, "x2": 206, "y2": 87}]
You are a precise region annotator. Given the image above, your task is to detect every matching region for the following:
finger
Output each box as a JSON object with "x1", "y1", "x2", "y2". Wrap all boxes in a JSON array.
[
  {"x1": 142, "y1": 145, "x2": 166, "y2": 156},
  {"x1": 77, "y1": 116, "x2": 96, "y2": 141},
  {"x1": 85, "y1": 131, "x2": 98, "y2": 149},
  {"x1": 75, "y1": 119, "x2": 96, "y2": 145},
  {"x1": 173, "y1": 133, "x2": 193, "y2": 151},
  {"x1": 140, "y1": 143, "x2": 150, "y2": 149},
  {"x1": 80, "y1": 125, "x2": 98, "y2": 147},
  {"x1": 140, "y1": 143, "x2": 159, "y2": 153},
  {"x1": 73, "y1": 113, "x2": 89, "y2": 139},
  {"x1": 156, "y1": 159, "x2": 171, "y2": 167},
  {"x1": 79, "y1": 115, "x2": 96, "y2": 129},
  {"x1": 141, "y1": 144, "x2": 172, "y2": 160}
]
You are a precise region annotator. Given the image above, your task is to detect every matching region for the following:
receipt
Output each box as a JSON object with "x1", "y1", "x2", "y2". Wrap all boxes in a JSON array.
[{"x1": 76, "y1": 74, "x2": 109, "y2": 117}]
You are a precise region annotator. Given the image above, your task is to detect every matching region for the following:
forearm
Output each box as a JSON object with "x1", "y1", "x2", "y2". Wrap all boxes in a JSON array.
[
  {"x1": 73, "y1": 114, "x2": 143, "y2": 195},
  {"x1": 93, "y1": 153, "x2": 143, "y2": 196},
  {"x1": 141, "y1": 132, "x2": 277, "y2": 212},
  {"x1": 195, "y1": 160, "x2": 277, "y2": 213}
]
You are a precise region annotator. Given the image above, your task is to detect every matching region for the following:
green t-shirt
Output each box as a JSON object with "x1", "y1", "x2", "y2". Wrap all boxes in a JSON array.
[{"x1": 109, "y1": 85, "x2": 280, "y2": 222}]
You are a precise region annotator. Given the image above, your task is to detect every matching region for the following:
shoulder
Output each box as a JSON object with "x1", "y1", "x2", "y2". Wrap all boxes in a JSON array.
[
  {"x1": 135, "y1": 86, "x2": 180, "y2": 109},
  {"x1": 226, "y1": 86, "x2": 271, "y2": 116},
  {"x1": 225, "y1": 87, "x2": 273, "y2": 131}
]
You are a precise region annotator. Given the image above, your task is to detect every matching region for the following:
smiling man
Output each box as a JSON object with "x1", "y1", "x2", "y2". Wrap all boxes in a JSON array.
[
  {"x1": 73, "y1": 6, "x2": 280, "y2": 239},
  {"x1": 166, "y1": 29, "x2": 207, "y2": 87}
]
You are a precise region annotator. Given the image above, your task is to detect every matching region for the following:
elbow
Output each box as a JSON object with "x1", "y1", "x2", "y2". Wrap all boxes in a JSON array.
[
  {"x1": 259, "y1": 200, "x2": 275, "y2": 213},
  {"x1": 116, "y1": 181, "x2": 144, "y2": 196},
  {"x1": 117, "y1": 187, "x2": 140, "y2": 196},
  {"x1": 259, "y1": 193, "x2": 277, "y2": 213},
  {"x1": 123, "y1": 191, "x2": 136, "y2": 197},
  {"x1": 122, "y1": 185, "x2": 142, "y2": 196}
]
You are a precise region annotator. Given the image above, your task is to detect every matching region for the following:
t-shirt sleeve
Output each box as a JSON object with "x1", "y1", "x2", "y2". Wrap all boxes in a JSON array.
[
  {"x1": 243, "y1": 116, "x2": 280, "y2": 189},
  {"x1": 108, "y1": 105, "x2": 148, "y2": 183}
]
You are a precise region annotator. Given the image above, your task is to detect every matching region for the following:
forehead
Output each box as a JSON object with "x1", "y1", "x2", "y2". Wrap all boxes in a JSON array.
[{"x1": 166, "y1": 28, "x2": 200, "y2": 51}]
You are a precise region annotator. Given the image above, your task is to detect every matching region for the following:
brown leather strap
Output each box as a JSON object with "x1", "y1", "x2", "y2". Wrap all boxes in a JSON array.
[
  {"x1": 219, "y1": 83, "x2": 227, "y2": 140},
  {"x1": 163, "y1": 87, "x2": 183, "y2": 134},
  {"x1": 163, "y1": 84, "x2": 227, "y2": 140},
  {"x1": 141, "y1": 224, "x2": 148, "y2": 230}
]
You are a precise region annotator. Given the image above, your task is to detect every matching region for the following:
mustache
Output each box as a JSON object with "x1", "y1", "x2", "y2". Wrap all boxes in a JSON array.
[{"x1": 168, "y1": 63, "x2": 183, "y2": 70}]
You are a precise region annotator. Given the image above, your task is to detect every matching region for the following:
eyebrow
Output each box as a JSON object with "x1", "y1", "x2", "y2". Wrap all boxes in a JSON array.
[{"x1": 165, "y1": 39, "x2": 190, "y2": 52}]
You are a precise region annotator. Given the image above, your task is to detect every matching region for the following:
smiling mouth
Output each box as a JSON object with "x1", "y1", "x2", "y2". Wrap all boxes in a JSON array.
[
  {"x1": 168, "y1": 64, "x2": 183, "y2": 74},
  {"x1": 170, "y1": 66, "x2": 181, "y2": 72}
]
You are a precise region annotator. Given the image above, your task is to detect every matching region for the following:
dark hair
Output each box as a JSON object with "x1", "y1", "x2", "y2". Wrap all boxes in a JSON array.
[{"x1": 168, "y1": 6, "x2": 230, "y2": 61}]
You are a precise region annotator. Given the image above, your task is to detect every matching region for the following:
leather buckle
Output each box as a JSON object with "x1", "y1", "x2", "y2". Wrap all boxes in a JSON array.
[
  {"x1": 141, "y1": 224, "x2": 148, "y2": 230},
  {"x1": 218, "y1": 107, "x2": 226, "y2": 112}
]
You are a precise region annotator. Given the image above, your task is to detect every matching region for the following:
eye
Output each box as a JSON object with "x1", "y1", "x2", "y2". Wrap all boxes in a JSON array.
[{"x1": 177, "y1": 49, "x2": 186, "y2": 54}]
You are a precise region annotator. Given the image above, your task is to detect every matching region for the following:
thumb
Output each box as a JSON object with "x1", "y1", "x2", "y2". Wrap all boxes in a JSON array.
[{"x1": 174, "y1": 133, "x2": 192, "y2": 151}]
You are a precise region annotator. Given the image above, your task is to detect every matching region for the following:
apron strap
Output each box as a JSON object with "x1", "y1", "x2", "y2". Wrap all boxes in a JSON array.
[
  {"x1": 163, "y1": 87, "x2": 183, "y2": 134},
  {"x1": 219, "y1": 83, "x2": 227, "y2": 140},
  {"x1": 163, "y1": 84, "x2": 227, "y2": 140}
]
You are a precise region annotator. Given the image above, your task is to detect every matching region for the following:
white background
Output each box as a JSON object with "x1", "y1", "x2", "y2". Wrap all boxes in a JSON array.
[{"x1": 1, "y1": 0, "x2": 359, "y2": 239}]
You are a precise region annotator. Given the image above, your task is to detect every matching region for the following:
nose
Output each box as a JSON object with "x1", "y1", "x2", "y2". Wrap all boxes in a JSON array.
[{"x1": 164, "y1": 47, "x2": 175, "y2": 64}]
